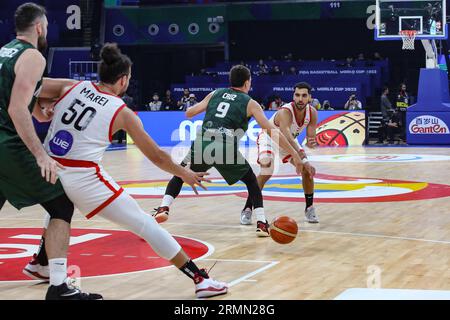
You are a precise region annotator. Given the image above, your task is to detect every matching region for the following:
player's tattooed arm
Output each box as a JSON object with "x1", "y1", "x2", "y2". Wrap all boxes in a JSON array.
[
  {"x1": 185, "y1": 91, "x2": 214, "y2": 118},
  {"x1": 306, "y1": 108, "x2": 318, "y2": 149}
]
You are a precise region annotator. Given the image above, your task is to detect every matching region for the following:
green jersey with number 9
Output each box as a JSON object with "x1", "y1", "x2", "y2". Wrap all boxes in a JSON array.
[{"x1": 201, "y1": 88, "x2": 251, "y2": 138}]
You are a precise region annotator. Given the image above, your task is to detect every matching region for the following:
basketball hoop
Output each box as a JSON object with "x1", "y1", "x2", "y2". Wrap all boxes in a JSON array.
[{"x1": 399, "y1": 30, "x2": 417, "y2": 50}]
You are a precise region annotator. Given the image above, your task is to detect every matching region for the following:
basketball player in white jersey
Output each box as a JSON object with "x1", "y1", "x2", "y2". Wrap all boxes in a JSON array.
[
  {"x1": 241, "y1": 82, "x2": 319, "y2": 224},
  {"x1": 26, "y1": 43, "x2": 228, "y2": 299}
]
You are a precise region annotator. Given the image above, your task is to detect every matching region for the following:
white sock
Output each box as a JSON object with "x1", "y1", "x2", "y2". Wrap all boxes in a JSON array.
[
  {"x1": 254, "y1": 207, "x2": 266, "y2": 222},
  {"x1": 160, "y1": 195, "x2": 174, "y2": 208},
  {"x1": 49, "y1": 258, "x2": 67, "y2": 286}
]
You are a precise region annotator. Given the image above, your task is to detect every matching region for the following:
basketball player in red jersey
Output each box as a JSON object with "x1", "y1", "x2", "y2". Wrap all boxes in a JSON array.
[{"x1": 241, "y1": 82, "x2": 319, "y2": 224}]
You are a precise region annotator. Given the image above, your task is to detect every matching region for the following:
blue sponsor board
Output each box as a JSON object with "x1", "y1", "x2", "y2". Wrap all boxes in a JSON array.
[
  {"x1": 136, "y1": 110, "x2": 365, "y2": 147},
  {"x1": 406, "y1": 69, "x2": 450, "y2": 145},
  {"x1": 407, "y1": 112, "x2": 450, "y2": 144}
]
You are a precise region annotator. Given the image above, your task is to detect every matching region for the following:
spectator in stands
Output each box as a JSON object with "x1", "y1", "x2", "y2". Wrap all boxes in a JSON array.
[
  {"x1": 284, "y1": 53, "x2": 293, "y2": 62},
  {"x1": 199, "y1": 68, "x2": 207, "y2": 76},
  {"x1": 321, "y1": 100, "x2": 334, "y2": 110},
  {"x1": 373, "y1": 52, "x2": 383, "y2": 61},
  {"x1": 147, "y1": 93, "x2": 162, "y2": 111},
  {"x1": 122, "y1": 93, "x2": 136, "y2": 111},
  {"x1": 161, "y1": 89, "x2": 177, "y2": 111},
  {"x1": 357, "y1": 53, "x2": 365, "y2": 61},
  {"x1": 344, "y1": 94, "x2": 363, "y2": 110},
  {"x1": 267, "y1": 96, "x2": 284, "y2": 110},
  {"x1": 239, "y1": 60, "x2": 251, "y2": 70},
  {"x1": 270, "y1": 65, "x2": 282, "y2": 75},
  {"x1": 256, "y1": 59, "x2": 269, "y2": 75},
  {"x1": 178, "y1": 88, "x2": 190, "y2": 109},
  {"x1": 184, "y1": 93, "x2": 198, "y2": 109},
  {"x1": 288, "y1": 66, "x2": 297, "y2": 75},
  {"x1": 380, "y1": 86, "x2": 394, "y2": 121},
  {"x1": 344, "y1": 56, "x2": 354, "y2": 67},
  {"x1": 309, "y1": 96, "x2": 321, "y2": 110}
]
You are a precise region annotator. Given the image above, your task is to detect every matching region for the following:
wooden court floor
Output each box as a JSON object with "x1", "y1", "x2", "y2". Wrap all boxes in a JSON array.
[{"x1": 0, "y1": 146, "x2": 449, "y2": 300}]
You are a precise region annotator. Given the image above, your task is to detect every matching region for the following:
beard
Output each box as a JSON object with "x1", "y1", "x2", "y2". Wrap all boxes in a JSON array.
[
  {"x1": 37, "y1": 35, "x2": 48, "y2": 54},
  {"x1": 295, "y1": 102, "x2": 306, "y2": 110}
]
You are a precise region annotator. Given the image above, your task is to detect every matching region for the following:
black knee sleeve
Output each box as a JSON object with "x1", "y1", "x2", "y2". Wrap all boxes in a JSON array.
[
  {"x1": 240, "y1": 168, "x2": 263, "y2": 209},
  {"x1": 41, "y1": 193, "x2": 74, "y2": 223}
]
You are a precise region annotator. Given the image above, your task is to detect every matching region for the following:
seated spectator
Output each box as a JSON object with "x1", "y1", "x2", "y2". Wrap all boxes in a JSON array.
[
  {"x1": 310, "y1": 97, "x2": 321, "y2": 110},
  {"x1": 178, "y1": 88, "x2": 190, "y2": 109},
  {"x1": 199, "y1": 68, "x2": 208, "y2": 76},
  {"x1": 239, "y1": 60, "x2": 251, "y2": 70},
  {"x1": 122, "y1": 93, "x2": 136, "y2": 111},
  {"x1": 321, "y1": 100, "x2": 334, "y2": 110},
  {"x1": 256, "y1": 59, "x2": 269, "y2": 75},
  {"x1": 344, "y1": 94, "x2": 363, "y2": 110},
  {"x1": 373, "y1": 52, "x2": 383, "y2": 61},
  {"x1": 284, "y1": 53, "x2": 293, "y2": 62},
  {"x1": 357, "y1": 53, "x2": 365, "y2": 61},
  {"x1": 267, "y1": 96, "x2": 284, "y2": 110},
  {"x1": 288, "y1": 66, "x2": 297, "y2": 75},
  {"x1": 270, "y1": 65, "x2": 282, "y2": 75},
  {"x1": 345, "y1": 56, "x2": 354, "y2": 67},
  {"x1": 147, "y1": 93, "x2": 162, "y2": 111},
  {"x1": 161, "y1": 89, "x2": 177, "y2": 111},
  {"x1": 184, "y1": 93, "x2": 198, "y2": 109}
]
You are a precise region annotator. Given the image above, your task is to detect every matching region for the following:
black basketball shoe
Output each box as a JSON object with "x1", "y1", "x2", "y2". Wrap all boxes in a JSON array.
[{"x1": 46, "y1": 279, "x2": 103, "y2": 300}]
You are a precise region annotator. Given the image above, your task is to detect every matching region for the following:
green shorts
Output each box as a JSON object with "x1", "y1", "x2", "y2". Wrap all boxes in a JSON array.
[
  {"x1": 0, "y1": 140, "x2": 65, "y2": 210},
  {"x1": 182, "y1": 138, "x2": 251, "y2": 185}
]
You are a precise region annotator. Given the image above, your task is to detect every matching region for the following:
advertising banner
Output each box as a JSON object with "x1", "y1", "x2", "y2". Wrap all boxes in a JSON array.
[{"x1": 132, "y1": 111, "x2": 365, "y2": 147}]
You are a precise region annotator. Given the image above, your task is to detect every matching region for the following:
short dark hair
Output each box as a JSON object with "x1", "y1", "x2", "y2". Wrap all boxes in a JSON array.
[
  {"x1": 15, "y1": 2, "x2": 46, "y2": 33},
  {"x1": 294, "y1": 82, "x2": 312, "y2": 94},
  {"x1": 99, "y1": 43, "x2": 132, "y2": 84},
  {"x1": 229, "y1": 65, "x2": 251, "y2": 87}
]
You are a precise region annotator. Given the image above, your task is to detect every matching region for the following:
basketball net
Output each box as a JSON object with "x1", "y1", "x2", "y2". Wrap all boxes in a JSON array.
[{"x1": 400, "y1": 30, "x2": 417, "y2": 50}]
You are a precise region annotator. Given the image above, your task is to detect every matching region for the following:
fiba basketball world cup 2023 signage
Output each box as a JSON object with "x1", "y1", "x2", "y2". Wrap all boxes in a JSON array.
[{"x1": 130, "y1": 111, "x2": 366, "y2": 147}]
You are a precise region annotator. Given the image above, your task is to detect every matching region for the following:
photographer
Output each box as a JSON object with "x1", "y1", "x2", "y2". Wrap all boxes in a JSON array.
[{"x1": 344, "y1": 94, "x2": 362, "y2": 110}]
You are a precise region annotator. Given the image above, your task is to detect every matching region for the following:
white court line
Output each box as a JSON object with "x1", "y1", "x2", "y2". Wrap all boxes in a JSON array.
[
  {"x1": 226, "y1": 261, "x2": 279, "y2": 287},
  {"x1": 2, "y1": 219, "x2": 450, "y2": 245},
  {"x1": 164, "y1": 222, "x2": 450, "y2": 245}
]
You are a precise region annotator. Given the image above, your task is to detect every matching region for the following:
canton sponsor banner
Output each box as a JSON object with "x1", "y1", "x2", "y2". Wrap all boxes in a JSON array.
[
  {"x1": 407, "y1": 112, "x2": 450, "y2": 144},
  {"x1": 135, "y1": 111, "x2": 365, "y2": 147},
  {"x1": 409, "y1": 115, "x2": 449, "y2": 134}
]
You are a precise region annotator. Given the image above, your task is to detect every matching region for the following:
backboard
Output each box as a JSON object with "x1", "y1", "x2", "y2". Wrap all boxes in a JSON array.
[{"x1": 375, "y1": 0, "x2": 447, "y2": 40}]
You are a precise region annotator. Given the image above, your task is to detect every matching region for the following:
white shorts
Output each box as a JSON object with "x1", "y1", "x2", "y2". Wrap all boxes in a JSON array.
[
  {"x1": 256, "y1": 132, "x2": 303, "y2": 164},
  {"x1": 54, "y1": 158, "x2": 123, "y2": 219}
]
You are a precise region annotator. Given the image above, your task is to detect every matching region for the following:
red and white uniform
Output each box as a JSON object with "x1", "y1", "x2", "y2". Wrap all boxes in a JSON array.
[
  {"x1": 44, "y1": 81, "x2": 126, "y2": 219},
  {"x1": 257, "y1": 102, "x2": 311, "y2": 163}
]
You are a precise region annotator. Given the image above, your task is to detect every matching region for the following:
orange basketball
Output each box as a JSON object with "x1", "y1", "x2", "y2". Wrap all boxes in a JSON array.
[{"x1": 269, "y1": 216, "x2": 298, "y2": 244}]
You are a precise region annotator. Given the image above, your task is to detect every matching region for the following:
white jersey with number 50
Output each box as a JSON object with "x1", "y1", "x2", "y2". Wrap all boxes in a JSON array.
[{"x1": 44, "y1": 81, "x2": 126, "y2": 163}]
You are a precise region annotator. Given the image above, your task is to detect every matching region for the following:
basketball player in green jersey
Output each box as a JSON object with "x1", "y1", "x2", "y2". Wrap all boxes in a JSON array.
[
  {"x1": 154, "y1": 65, "x2": 313, "y2": 237},
  {"x1": 0, "y1": 2, "x2": 101, "y2": 299}
]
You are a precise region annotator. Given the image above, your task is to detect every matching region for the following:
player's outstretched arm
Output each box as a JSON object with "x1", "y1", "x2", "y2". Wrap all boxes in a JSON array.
[
  {"x1": 185, "y1": 91, "x2": 214, "y2": 118},
  {"x1": 247, "y1": 99, "x2": 305, "y2": 175},
  {"x1": 113, "y1": 107, "x2": 209, "y2": 194},
  {"x1": 8, "y1": 49, "x2": 63, "y2": 184},
  {"x1": 40, "y1": 78, "x2": 79, "y2": 99}
]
